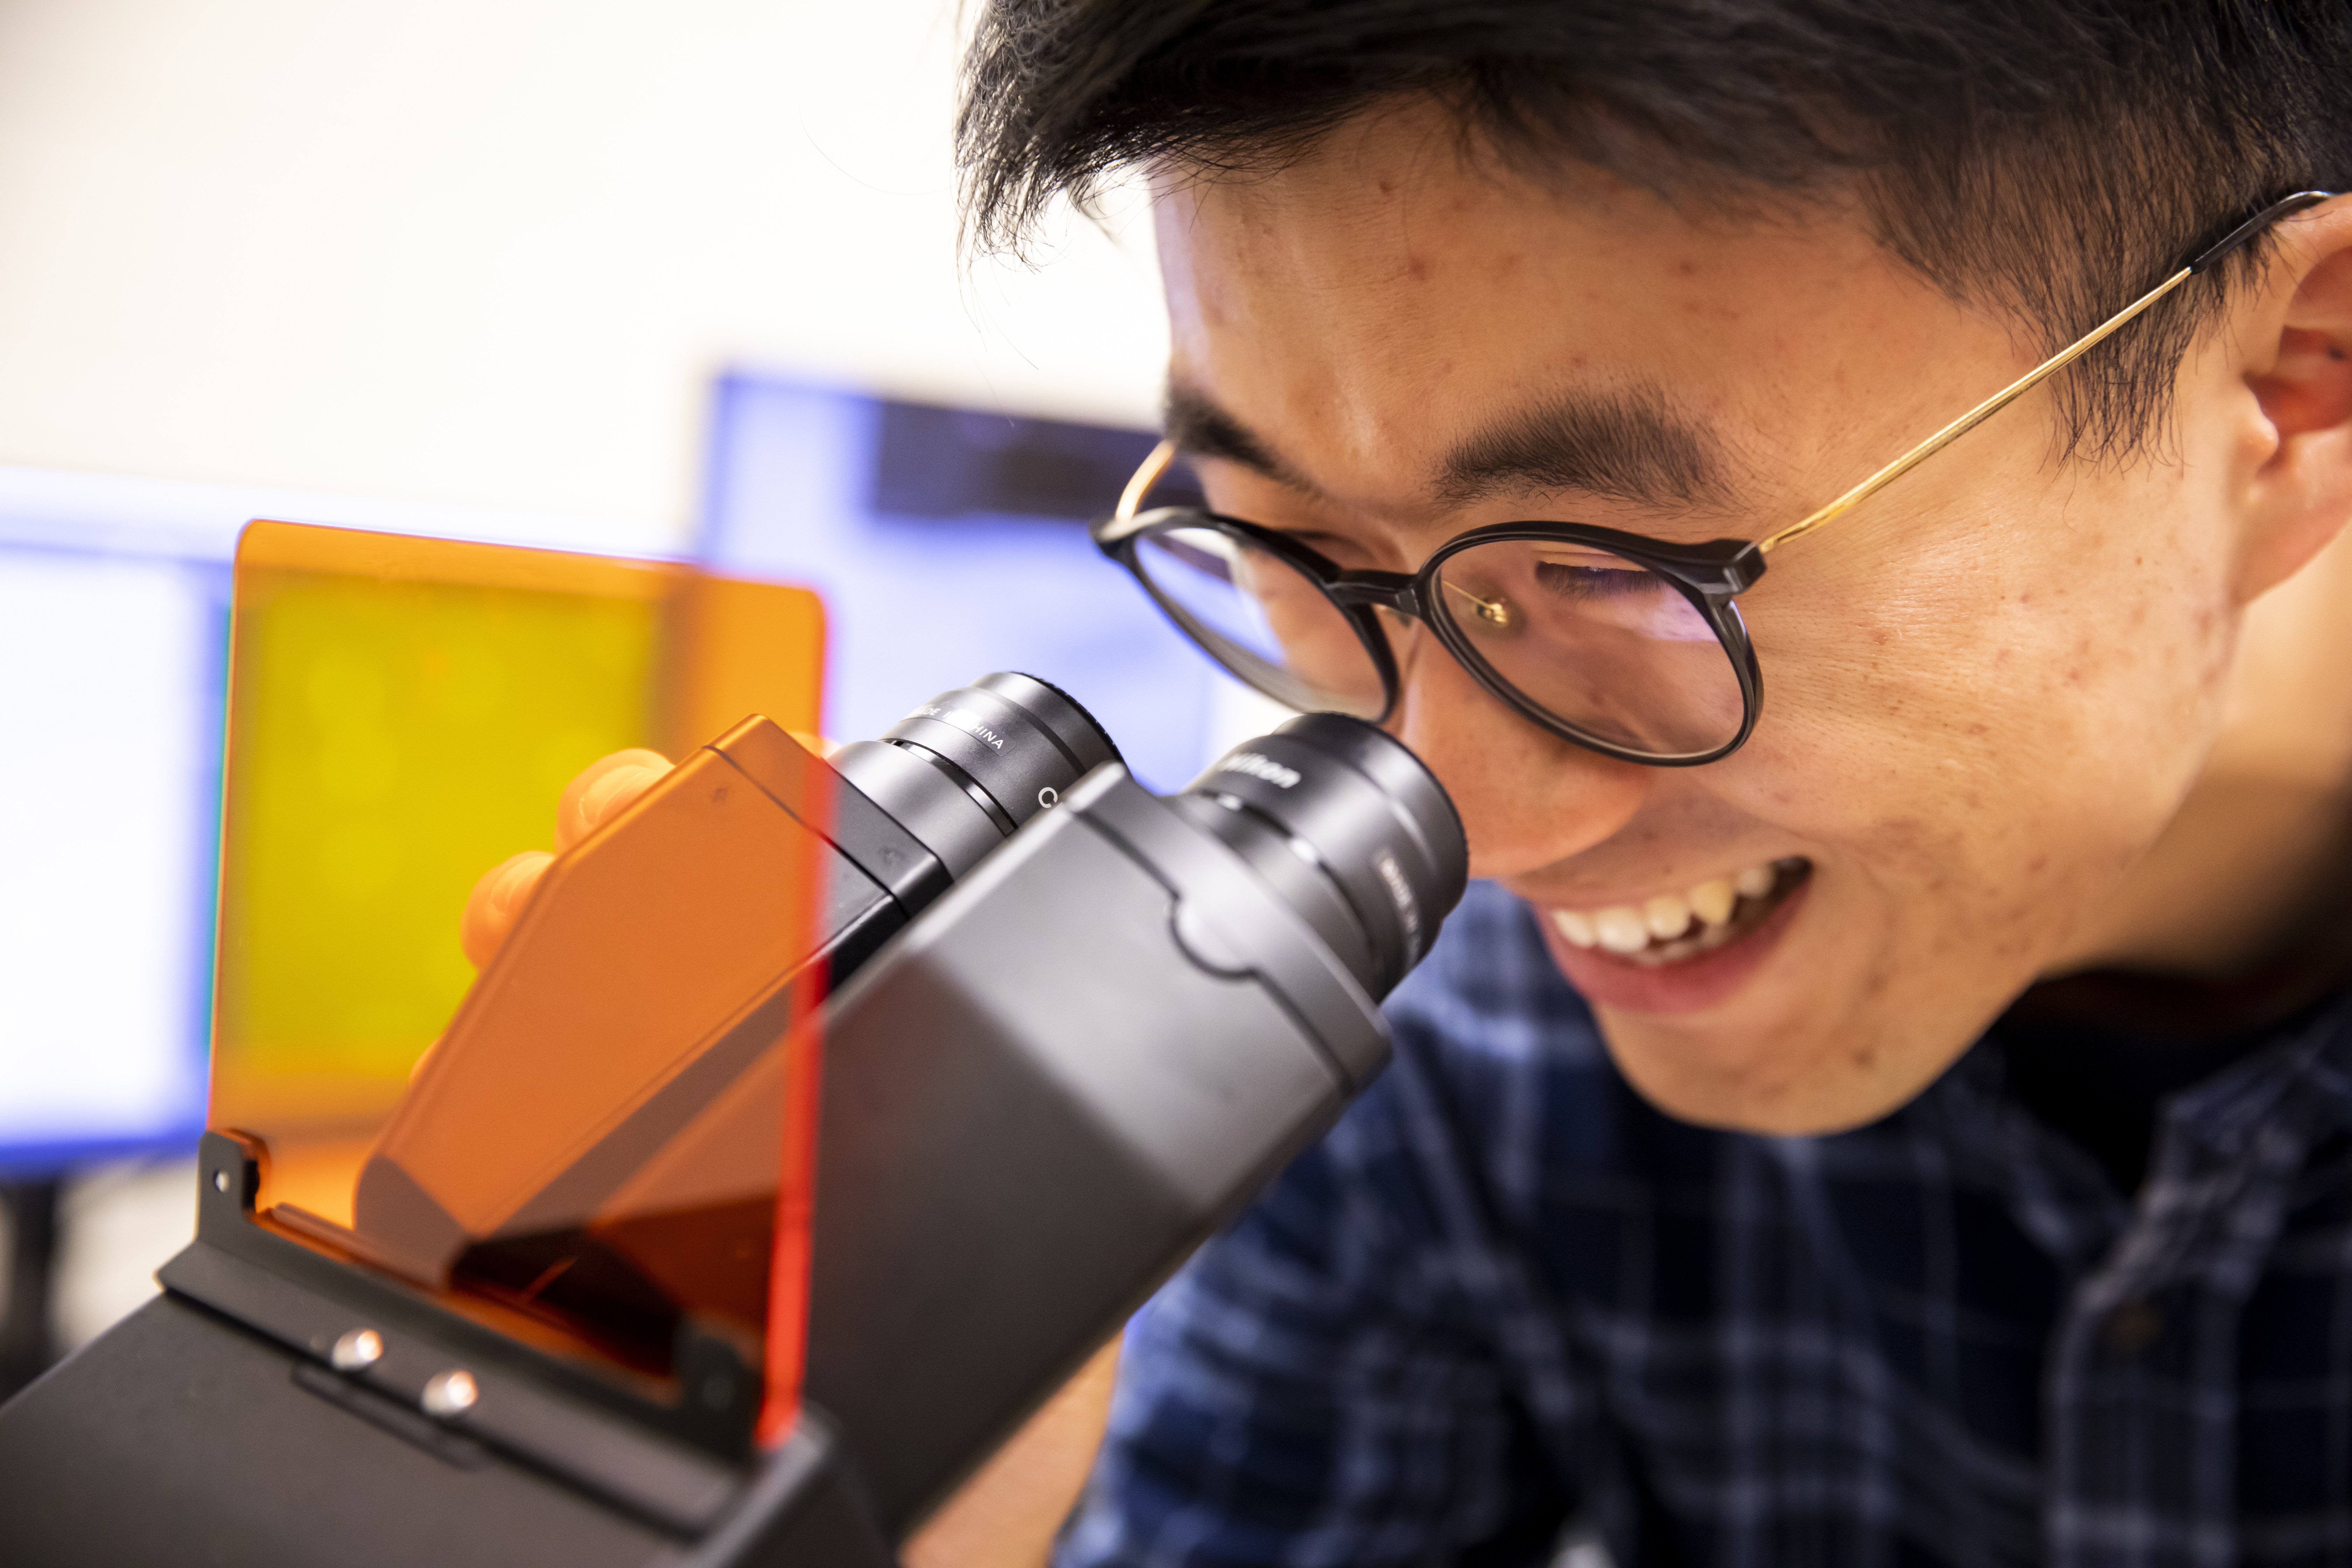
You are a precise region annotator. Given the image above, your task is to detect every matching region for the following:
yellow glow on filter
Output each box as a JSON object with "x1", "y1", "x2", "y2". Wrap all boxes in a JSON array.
[
  {"x1": 218, "y1": 572, "x2": 656, "y2": 1092},
  {"x1": 210, "y1": 522, "x2": 823, "y2": 1141}
]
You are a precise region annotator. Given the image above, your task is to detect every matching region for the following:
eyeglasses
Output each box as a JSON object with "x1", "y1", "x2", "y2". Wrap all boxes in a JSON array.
[{"x1": 1092, "y1": 190, "x2": 2338, "y2": 765}]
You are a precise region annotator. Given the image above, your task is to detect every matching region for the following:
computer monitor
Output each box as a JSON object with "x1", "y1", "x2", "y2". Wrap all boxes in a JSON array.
[
  {"x1": 697, "y1": 376, "x2": 1233, "y2": 791},
  {"x1": 0, "y1": 467, "x2": 666, "y2": 1173},
  {"x1": 0, "y1": 539, "x2": 222, "y2": 1168},
  {"x1": 0, "y1": 378, "x2": 1258, "y2": 1171}
]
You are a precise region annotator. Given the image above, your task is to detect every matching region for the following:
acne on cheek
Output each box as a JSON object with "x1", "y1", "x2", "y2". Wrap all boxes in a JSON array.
[
  {"x1": 1902, "y1": 558, "x2": 2213, "y2": 771},
  {"x1": 1692, "y1": 537, "x2": 2218, "y2": 1111},
  {"x1": 1939, "y1": 767, "x2": 2164, "y2": 960},
  {"x1": 1840, "y1": 735, "x2": 2139, "y2": 931}
]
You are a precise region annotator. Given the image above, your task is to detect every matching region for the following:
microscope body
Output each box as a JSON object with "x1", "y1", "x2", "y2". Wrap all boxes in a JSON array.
[
  {"x1": 0, "y1": 708, "x2": 1461, "y2": 1566},
  {"x1": 805, "y1": 760, "x2": 1395, "y2": 1530}
]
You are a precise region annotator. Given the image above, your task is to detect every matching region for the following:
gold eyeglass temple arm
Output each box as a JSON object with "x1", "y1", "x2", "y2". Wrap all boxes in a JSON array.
[
  {"x1": 1127, "y1": 263, "x2": 2191, "y2": 556},
  {"x1": 1754, "y1": 265, "x2": 2196, "y2": 555},
  {"x1": 1117, "y1": 439, "x2": 1179, "y2": 520}
]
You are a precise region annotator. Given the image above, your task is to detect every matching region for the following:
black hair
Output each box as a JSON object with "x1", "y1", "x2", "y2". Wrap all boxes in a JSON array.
[{"x1": 957, "y1": 1, "x2": 2352, "y2": 460}]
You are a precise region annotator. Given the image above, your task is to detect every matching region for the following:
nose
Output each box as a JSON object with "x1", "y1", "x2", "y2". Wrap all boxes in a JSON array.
[{"x1": 1384, "y1": 629, "x2": 1652, "y2": 881}]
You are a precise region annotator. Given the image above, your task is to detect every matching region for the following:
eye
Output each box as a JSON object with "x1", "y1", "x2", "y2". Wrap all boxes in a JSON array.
[
  {"x1": 1530, "y1": 558, "x2": 1662, "y2": 601},
  {"x1": 1151, "y1": 531, "x2": 1239, "y2": 584}
]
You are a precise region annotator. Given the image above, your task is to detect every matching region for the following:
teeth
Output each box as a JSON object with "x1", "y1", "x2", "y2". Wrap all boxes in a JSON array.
[
  {"x1": 1643, "y1": 894, "x2": 1692, "y2": 940},
  {"x1": 1688, "y1": 878, "x2": 1736, "y2": 926},
  {"x1": 1550, "y1": 908, "x2": 1597, "y2": 948},
  {"x1": 1593, "y1": 906, "x2": 1651, "y2": 954},
  {"x1": 1551, "y1": 859, "x2": 1797, "y2": 963}
]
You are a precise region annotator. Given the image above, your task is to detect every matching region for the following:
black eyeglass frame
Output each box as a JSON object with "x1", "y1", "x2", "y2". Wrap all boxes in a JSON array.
[
  {"x1": 1093, "y1": 501, "x2": 1769, "y2": 765},
  {"x1": 1091, "y1": 189, "x2": 2340, "y2": 766}
]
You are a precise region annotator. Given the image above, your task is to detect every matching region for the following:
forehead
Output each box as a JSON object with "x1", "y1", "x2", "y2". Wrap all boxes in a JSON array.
[{"x1": 1152, "y1": 109, "x2": 1983, "y2": 520}]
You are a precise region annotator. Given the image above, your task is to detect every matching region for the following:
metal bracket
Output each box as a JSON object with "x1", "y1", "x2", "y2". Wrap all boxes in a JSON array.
[{"x1": 168, "y1": 1130, "x2": 761, "y2": 1535}]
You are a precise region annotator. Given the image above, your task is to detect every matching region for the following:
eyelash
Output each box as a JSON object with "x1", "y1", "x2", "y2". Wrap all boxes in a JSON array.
[{"x1": 1531, "y1": 562, "x2": 1657, "y2": 600}]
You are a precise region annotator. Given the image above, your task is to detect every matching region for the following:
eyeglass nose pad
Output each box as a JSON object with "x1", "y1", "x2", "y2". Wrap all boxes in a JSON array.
[{"x1": 1374, "y1": 604, "x2": 1432, "y2": 657}]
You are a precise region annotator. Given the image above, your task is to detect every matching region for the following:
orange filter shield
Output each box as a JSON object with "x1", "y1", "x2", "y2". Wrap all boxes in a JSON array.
[{"x1": 212, "y1": 520, "x2": 829, "y2": 1441}]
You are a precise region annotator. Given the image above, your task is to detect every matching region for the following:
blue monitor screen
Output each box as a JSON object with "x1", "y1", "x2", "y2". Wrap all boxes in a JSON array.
[
  {"x1": 0, "y1": 378, "x2": 1257, "y2": 1171},
  {"x1": 697, "y1": 376, "x2": 1229, "y2": 792},
  {"x1": 0, "y1": 541, "x2": 224, "y2": 1168}
]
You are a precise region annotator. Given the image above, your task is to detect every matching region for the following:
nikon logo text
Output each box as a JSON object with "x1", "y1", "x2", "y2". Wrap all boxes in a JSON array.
[{"x1": 1220, "y1": 752, "x2": 1301, "y2": 789}]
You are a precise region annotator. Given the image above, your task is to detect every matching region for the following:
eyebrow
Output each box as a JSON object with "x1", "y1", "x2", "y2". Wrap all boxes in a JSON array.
[
  {"x1": 1435, "y1": 384, "x2": 1725, "y2": 510},
  {"x1": 1165, "y1": 379, "x2": 1728, "y2": 513},
  {"x1": 1163, "y1": 383, "x2": 1309, "y2": 491}
]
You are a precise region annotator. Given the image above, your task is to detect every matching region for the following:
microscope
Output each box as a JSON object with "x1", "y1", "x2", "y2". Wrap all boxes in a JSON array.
[{"x1": 0, "y1": 530, "x2": 1464, "y2": 1567}]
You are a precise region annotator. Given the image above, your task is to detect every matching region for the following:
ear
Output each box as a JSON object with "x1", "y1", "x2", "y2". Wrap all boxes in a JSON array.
[{"x1": 2234, "y1": 202, "x2": 2352, "y2": 602}]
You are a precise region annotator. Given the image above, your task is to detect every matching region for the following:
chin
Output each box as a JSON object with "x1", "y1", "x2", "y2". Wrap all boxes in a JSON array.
[
  {"x1": 1600, "y1": 1023, "x2": 1914, "y2": 1136},
  {"x1": 1538, "y1": 878, "x2": 1983, "y2": 1137}
]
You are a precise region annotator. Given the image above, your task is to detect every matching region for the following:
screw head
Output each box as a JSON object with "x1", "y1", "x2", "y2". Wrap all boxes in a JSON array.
[
  {"x1": 211, "y1": 1170, "x2": 230, "y2": 1193},
  {"x1": 330, "y1": 1328, "x2": 383, "y2": 1371},
  {"x1": 422, "y1": 1369, "x2": 478, "y2": 1418}
]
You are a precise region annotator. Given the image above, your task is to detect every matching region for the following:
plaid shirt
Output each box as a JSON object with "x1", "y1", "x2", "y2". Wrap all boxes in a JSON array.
[{"x1": 1057, "y1": 882, "x2": 2352, "y2": 1567}]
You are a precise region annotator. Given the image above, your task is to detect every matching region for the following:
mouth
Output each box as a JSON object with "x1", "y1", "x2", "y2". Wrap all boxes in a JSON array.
[{"x1": 1537, "y1": 857, "x2": 1813, "y2": 1014}]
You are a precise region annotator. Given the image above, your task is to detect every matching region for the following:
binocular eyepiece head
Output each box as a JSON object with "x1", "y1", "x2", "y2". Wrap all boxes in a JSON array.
[{"x1": 839, "y1": 673, "x2": 1466, "y2": 1001}]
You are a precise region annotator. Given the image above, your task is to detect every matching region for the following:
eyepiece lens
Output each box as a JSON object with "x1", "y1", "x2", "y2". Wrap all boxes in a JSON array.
[
  {"x1": 882, "y1": 672, "x2": 1121, "y2": 831},
  {"x1": 1184, "y1": 715, "x2": 1465, "y2": 995}
]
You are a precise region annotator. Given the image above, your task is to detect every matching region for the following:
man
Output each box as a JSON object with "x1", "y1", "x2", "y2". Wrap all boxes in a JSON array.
[
  {"x1": 961, "y1": 2, "x2": 2352, "y2": 1564},
  {"x1": 473, "y1": 4, "x2": 2352, "y2": 1561}
]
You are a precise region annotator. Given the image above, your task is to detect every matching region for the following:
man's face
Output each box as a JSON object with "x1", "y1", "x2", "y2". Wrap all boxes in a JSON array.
[{"x1": 1153, "y1": 110, "x2": 2256, "y2": 1133}]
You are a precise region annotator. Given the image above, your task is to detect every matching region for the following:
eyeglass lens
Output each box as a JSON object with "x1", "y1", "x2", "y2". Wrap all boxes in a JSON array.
[
  {"x1": 1131, "y1": 526, "x2": 1387, "y2": 717},
  {"x1": 1133, "y1": 523, "x2": 1747, "y2": 759},
  {"x1": 1429, "y1": 539, "x2": 1745, "y2": 758}
]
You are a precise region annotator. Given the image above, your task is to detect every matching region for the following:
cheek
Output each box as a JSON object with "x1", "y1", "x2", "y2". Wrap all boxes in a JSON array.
[{"x1": 1735, "y1": 489, "x2": 2236, "y2": 922}]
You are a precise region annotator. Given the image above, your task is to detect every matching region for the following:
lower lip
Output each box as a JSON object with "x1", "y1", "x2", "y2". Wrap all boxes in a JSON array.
[{"x1": 1537, "y1": 876, "x2": 1811, "y2": 1014}]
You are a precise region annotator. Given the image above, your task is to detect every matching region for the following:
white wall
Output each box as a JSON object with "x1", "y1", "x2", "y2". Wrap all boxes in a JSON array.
[
  {"x1": 0, "y1": 0, "x2": 1169, "y2": 554},
  {"x1": 0, "y1": 0, "x2": 1172, "y2": 1354}
]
